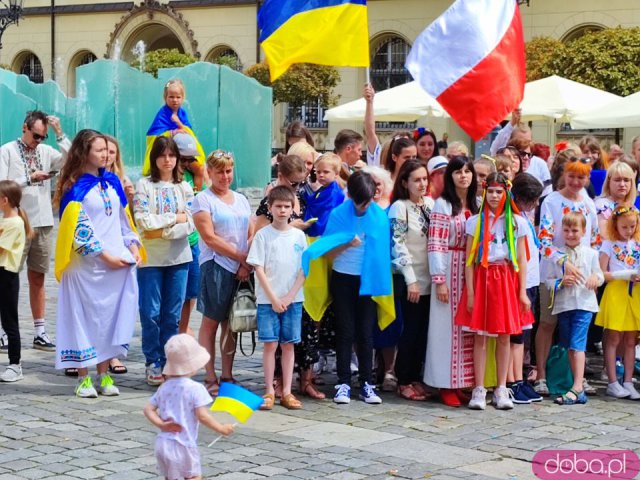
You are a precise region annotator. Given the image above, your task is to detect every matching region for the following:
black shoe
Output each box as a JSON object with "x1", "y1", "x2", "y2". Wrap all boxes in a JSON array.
[{"x1": 33, "y1": 333, "x2": 56, "y2": 352}]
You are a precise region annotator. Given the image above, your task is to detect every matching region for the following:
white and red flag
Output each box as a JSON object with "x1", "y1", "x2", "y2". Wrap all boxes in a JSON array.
[{"x1": 406, "y1": 0, "x2": 526, "y2": 140}]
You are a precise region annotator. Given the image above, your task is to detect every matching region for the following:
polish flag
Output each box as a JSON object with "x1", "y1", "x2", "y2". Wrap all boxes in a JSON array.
[{"x1": 405, "y1": 0, "x2": 526, "y2": 141}]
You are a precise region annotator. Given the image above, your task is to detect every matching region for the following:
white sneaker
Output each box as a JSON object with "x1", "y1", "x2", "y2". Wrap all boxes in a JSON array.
[
  {"x1": 359, "y1": 382, "x2": 382, "y2": 404},
  {"x1": 145, "y1": 363, "x2": 164, "y2": 386},
  {"x1": 606, "y1": 382, "x2": 630, "y2": 399},
  {"x1": 468, "y1": 386, "x2": 487, "y2": 410},
  {"x1": 492, "y1": 386, "x2": 514, "y2": 410},
  {"x1": 96, "y1": 374, "x2": 120, "y2": 396},
  {"x1": 0, "y1": 364, "x2": 23, "y2": 382},
  {"x1": 333, "y1": 383, "x2": 351, "y2": 404},
  {"x1": 623, "y1": 382, "x2": 640, "y2": 400},
  {"x1": 75, "y1": 376, "x2": 98, "y2": 398}
]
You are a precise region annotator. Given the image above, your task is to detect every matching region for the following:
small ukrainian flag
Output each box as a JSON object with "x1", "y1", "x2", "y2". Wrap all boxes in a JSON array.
[
  {"x1": 258, "y1": 0, "x2": 370, "y2": 81},
  {"x1": 210, "y1": 383, "x2": 264, "y2": 423}
]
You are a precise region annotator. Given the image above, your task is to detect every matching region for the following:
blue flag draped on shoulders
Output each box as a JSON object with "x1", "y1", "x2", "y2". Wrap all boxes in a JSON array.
[
  {"x1": 54, "y1": 169, "x2": 145, "y2": 281},
  {"x1": 258, "y1": 0, "x2": 370, "y2": 81},
  {"x1": 143, "y1": 106, "x2": 206, "y2": 176},
  {"x1": 302, "y1": 200, "x2": 395, "y2": 329}
]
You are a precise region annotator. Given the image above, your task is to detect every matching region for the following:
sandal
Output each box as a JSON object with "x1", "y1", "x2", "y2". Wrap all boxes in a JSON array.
[
  {"x1": 260, "y1": 393, "x2": 275, "y2": 411},
  {"x1": 411, "y1": 381, "x2": 432, "y2": 399},
  {"x1": 397, "y1": 384, "x2": 427, "y2": 401},
  {"x1": 64, "y1": 368, "x2": 79, "y2": 377},
  {"x1": 582, "y1": 378, "x2": 598, "y2": 396},
  {"x1": 301, "y1": 380, "x2": 326, "y2": 399},
  {"x1": 204, "y1": 377, "x2": 219, "y2": 396},
  {"x1": 554, "y1": 388, "x2": 588, "y2": 405},
  {"x1": 280, "y1": 393, "x2": 302, "y2": 410},
  {"x1": 108, "y1": 359, "x2": 128, "y2": 374},
  {"x1": 382, "y1": 372, "x2": 398, "y2": 392}
]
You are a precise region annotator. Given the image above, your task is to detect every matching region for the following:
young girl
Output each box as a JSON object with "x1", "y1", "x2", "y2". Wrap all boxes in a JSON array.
[
  {"x1": 135, "y1": 136, "x2": 195, "y2": 387},
  {"x1": 389, "y1": 160, "x2": 434, "y2": 401},
  {"x1": 303, "y1": 171, "x2": 393, "y2": 405},
  {"x1": 545, "y1": 211, "x2": 603, "y2": 405},
  {"x1": 595, "y1": 162, "x2": 637, "y2": 236},
  {"x1": 456, "y1": 172, "x2": 533, "y2": 410},
  {"x1": 535, "y1": 156, "x2": 601, "y2": 396},
  {"x1": 595, "y1": 206, "x2": 640, "y2": 400},
  {"x1": 382, "y1": 137, "x2": 417, "y2": 181},
  {"x1": 144, "y1": 334, "x2": 234, "y2": 480},
  {"x1": 54, "y1": 130, "x2": 143, "y2": 398},
  {"x1": 0, "y1": 180, "x2": 33, "y2": 382},
  {"x1": 144, "y1": 79, "x2": 206, "y2": 191}
]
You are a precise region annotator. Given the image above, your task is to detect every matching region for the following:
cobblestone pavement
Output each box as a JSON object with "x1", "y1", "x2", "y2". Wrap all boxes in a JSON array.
[{"x1": 1, "y1": 270, "x2": 640, "y2": 480}]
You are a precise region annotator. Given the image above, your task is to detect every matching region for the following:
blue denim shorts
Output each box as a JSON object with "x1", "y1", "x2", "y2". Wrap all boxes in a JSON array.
[
  {"x1": 197, "y1": 260, "x2": 238, "y2": 321},
  {"x1": 557, "y1": 310, "x2": 593, "y2": 352},
  {"x1": 257, "y1": 302, "x2": 302, "y2": 344},
  {"x1": 185, "y1": 243, "x2": 201, "y2": 300}
]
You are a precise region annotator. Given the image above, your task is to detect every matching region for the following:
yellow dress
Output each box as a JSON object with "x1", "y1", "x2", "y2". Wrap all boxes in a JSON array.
[{"x1": 595, "y1": 280, "x2": 640, "y2": 331}]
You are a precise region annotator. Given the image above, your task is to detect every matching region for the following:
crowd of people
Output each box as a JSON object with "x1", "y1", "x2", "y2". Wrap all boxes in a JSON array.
[{"x1": 1, "y1": 82, "x2": 640, "y2": 417}]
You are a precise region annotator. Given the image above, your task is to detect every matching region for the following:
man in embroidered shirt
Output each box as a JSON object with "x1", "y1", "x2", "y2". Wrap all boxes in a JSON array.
[{"x1": 0, "y1": 110, "x2": 71, "y2": 352}]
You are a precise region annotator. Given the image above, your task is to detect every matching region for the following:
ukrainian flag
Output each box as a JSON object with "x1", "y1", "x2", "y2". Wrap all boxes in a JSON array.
[
  {"x1": 210, "y1": 383, "x2": 264, "y2": 423},
  {"x1": 258, "y1": 0, "x2": 370, "y2": 81}
]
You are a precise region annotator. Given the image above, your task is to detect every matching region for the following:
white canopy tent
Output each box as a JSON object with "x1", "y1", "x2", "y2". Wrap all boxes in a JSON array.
[
  {"x1": 518, "y1": 75, "x2": 621, "y2": 122},
  {"x1": 323, "y1": 80, "x2": 448, "y2": 122},
  {"x1": 571, "y1": 91, "x2": 640, "y2": 129}
]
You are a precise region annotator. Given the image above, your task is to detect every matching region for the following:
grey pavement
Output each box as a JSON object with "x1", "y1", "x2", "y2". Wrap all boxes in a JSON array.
[{"x1": 1, "y1": 269, "x2": 640, "y2": 480}]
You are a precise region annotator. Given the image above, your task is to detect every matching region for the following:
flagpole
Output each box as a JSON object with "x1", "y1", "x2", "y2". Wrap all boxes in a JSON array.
[
  {"x1": 207, "y1": 423, "x2": 238, "y2": 448},
  {"x1": 365, "y1": 66, "x2": 370, "y2": 86}
]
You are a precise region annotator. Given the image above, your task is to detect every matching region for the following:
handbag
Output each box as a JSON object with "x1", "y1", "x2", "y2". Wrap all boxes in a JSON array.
[
  {"x1": 227, "y1": 281, "x2": 257, "y2": 356},
  {"x1": 546, "y1": 344, "x2": 574, "y2": 396}
]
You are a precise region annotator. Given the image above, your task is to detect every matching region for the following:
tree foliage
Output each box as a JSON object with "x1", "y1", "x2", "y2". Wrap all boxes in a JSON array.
[
  {"x1": 212, "y1": 54, "x2": 241, "y2": 71},
  {"x1": 245, "y1": 62, "x2": 340, "y2": 108},
  {"x1": 525, "y1": 36, "x2": 565, "y2": 82},
  {"x1": 0, "y1": 64, "x2": 10, "y2": 71},
  {"x1": 526, "y1": 27, "x2": 640, "y2": 96},
  {"x1": 131, "y1": 48, "x2": 197, "y2": 78}
]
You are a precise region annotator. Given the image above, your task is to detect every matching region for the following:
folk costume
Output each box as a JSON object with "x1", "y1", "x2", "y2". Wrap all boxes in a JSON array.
[
  {"x1": 54, "y1": 169, "x2": 144, "y2": 369},
  {"x1": 455, "y1": 185, "x2": 534, "y2": 336}
]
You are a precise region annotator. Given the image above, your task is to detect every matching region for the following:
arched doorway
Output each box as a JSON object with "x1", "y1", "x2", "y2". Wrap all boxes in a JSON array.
[
  {"x1": 205, "y1": 45, "x2": 243, "y2": 71},
  {"x1": 122, "y1": 23, "x2": 185, "y2": 63}
]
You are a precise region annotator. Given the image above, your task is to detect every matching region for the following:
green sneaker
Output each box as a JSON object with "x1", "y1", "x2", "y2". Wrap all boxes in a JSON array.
[
  {"x1": 75, "y1": 376, "x2": 98, "y2": 398},
  {"x1": 96, "y1": 373, "x2": 120, "y2": 396}
]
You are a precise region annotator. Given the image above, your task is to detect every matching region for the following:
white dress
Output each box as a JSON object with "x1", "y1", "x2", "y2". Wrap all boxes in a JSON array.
[
  {"x1": 55, "y1": 183, "x2": 140, "y2": 369},
  {"x1": 423, "y1": 198, "x2": 474, "y2": 389}
]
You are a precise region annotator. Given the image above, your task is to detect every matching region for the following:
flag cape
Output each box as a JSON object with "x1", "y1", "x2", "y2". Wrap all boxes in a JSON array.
[
  {"x1": 258, "y1": 0, "x2": 370, "y2": 81},
  {"x1": 54, "y1": 169, "x2": 145, "y2": 281},
  {"x1": 302, "y1": 181, "x2": 345, "y2": 237},
  {"x1": 302, "y1": 236, "x2": 332, "y2": 321},
  {"x1": 210, "y1": 382, "x2": 264, "y2": 423},
  {"x1": 143, "y1": 106, "x2": 205, "y2": 175},
  {"x1": 406, "y1": 0, "x2": 525, "y2": 140},
  {"x1": 302, "y1": 200, "x2": 395, "y2": 329}
]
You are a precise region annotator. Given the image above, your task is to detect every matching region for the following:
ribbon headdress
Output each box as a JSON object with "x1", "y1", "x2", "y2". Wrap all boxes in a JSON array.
[{"x1": 467, "y1": 175, "x2": 522, "y2": 271}]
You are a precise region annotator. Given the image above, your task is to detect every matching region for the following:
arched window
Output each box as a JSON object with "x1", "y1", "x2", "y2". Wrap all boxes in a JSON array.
[
  {"x1": 68, "y1": 50, "x2": 98, "y2": 96},
  {"x1": 370, "y1": 35, "x2": 415, "y2": 130},
  {"x1": 370, "y1": 35, "x2": 412, "y2": 93},
  {"x1": 205, "y1": 46, "x2": 243, "y2": 71},
  {"x1": 561, "y1": 24, "x2": 605, "y2": 43},
  {"x1": 19, "y1": 53, "x2": 43, "y2": 84}
]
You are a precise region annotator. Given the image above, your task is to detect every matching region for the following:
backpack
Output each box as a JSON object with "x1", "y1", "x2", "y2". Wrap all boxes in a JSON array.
[{"x1": 227, "y1": 281, "x2": 257, "y2": 356}]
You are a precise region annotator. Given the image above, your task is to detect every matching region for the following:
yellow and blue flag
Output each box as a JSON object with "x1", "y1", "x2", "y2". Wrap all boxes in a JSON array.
[
  {"x1": 258, "y1": 0, "x2": 370, "y2": 81},
  {"x1": 54, "y1": 169, "x2": 145, "y2": 281},
  {"x1": 210, "y1": 383, "x2": 264, "y2": 423}
]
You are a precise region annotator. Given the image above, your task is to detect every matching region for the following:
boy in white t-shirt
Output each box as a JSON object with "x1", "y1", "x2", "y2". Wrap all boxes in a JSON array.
[{"x1": 247, "y1": 186, "x2": 307, "y2": 411}]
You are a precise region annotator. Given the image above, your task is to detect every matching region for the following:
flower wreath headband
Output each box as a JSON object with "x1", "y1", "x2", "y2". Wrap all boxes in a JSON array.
[
  {"x1": 468, "y1": 177, "x2": 527, "y2": 271},
  {"x1": 613, "y1": 206, "x2": 640, "y2": 217}
]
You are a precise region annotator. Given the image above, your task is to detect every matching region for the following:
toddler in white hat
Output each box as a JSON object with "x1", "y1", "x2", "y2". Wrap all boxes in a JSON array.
[{"x1": 144, "y1": 334, "x2": 234, "y2": 479}]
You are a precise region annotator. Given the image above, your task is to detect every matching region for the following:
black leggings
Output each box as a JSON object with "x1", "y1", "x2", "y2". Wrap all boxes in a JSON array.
[
  {"x1": 0, "y1": 268, "x2": 20, "y2": 365},
  {"x1": 330, "y1": 271, "x2": 376, "y2": 386},
  {"x1": 394, "y1": 275, "x2": 430, "y2": 386}
]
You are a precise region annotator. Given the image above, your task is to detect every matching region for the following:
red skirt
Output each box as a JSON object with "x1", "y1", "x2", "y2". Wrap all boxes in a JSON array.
[{"x1": 455, "y1": 263, "x2": 534, "y2": 336}]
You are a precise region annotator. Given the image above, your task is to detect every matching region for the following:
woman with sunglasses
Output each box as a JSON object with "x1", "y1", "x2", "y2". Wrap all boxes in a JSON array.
[
  {"x1": 192, "y1": 150, "x2": 254, "y2": 395},
  {"x1": 507, "y1": 138, "x2": 552, "y2": 195},
  {"x1": 535, "y1": 155, "x2": 601, "y2": 397}
]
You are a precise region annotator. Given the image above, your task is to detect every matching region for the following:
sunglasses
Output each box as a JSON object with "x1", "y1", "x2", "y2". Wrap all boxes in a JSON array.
[
  {"x1": 569, "y1": 156, "x2": 590, "y2": 164},
  {"x1": 30, "y1": 130, "x2": 48, "y2": 142},
  {"x1": 212, "y1": 151, "x2": 233, "y2": 159},
  {"x1": 287, "y1": 179, "x2": 301, "y2": 188},
  {"x1": 518, "y1": 150, "x2": 532, "y2": 158}
]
